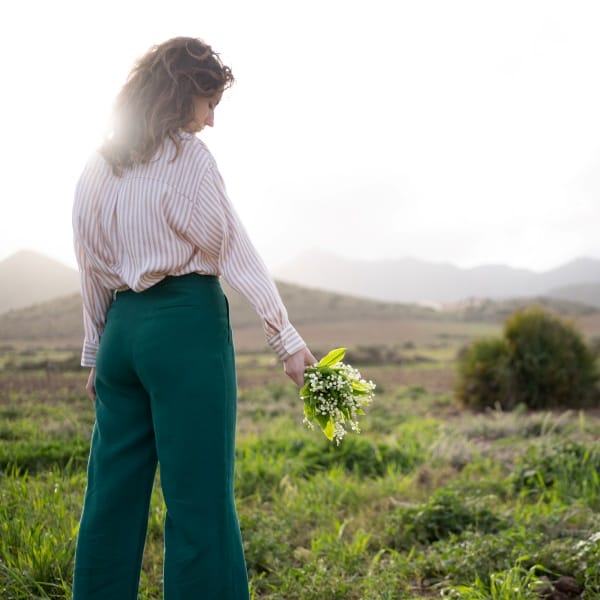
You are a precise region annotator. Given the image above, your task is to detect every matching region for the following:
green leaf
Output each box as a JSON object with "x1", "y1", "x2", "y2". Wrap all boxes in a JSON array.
[
  {"x1": 315, "y1": 413, "x2": 330, "y2": 430},
  {"x1": 312, "y1": 413, "x2": 336, "y2": 442},
  {"x1": 352, "y1": 380, "x2": 369, "y2": 392},
  {"x1": 304, "y1": 402, "x2": 315, "y2": 420},
  {"x1": 356, "y1": 408, "x2": 366, "y2": 415},
  {"x1": 352, "y1": 388, "x2": 370, "y2": 397},
  {"x1": 323, "y1": 419, "x2": 335, "y2": 441},
  {"x1": 299, "y1": 382, "x2": 310, "y2": 398},
  {"x1": 317, "y1": 366, "x2": 336, "y2": 377},
  {"x1": 318, "y1": 347, "x2": 347, "y2": 368}
]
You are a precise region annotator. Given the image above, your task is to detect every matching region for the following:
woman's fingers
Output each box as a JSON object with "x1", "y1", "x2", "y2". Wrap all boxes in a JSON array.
[
  {"x1": 86, "y1": 368, "x2": 96, "y2": 403},
  {"x1": 305, "y1": 350, "x2": 317, "y2": 366},
  {"x1": 284, "y1": 347, "x2": 315, "y2": 386}
]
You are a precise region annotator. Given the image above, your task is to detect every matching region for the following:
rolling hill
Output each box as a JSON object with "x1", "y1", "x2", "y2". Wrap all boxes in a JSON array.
[
  {"x1": 0, "y1": 282, "x2": 439, "y2": 343},
  {"x1": 0, "y1": 280, "x2": 596, "y2": 352},
  {"x1": 0, "y1": 250, "x2": 79, "y2": 313},
  {"x1": 546, "y1": 282, "x2": 600, "y2": 309},
  {"x1": 1, "y1": 250, "x2": 598, "y2": 352}
]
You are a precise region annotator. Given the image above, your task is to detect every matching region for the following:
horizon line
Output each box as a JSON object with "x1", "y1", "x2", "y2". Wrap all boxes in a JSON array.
[{"x1": 2, "y1": 246, "x2": 600, "y2": 276}]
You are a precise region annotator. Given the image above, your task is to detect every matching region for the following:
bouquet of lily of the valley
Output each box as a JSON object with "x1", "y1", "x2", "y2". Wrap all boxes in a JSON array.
[{"x1": 300, "y1": 347, "x2": 376, "y2": 445}]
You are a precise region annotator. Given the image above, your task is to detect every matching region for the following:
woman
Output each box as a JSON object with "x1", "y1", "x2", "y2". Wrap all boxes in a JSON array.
[{"x1": 72, "y1": 37, "x2": 315, "y2": 599}]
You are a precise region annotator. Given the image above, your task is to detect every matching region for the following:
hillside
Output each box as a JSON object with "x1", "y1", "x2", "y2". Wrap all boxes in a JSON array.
[
  {"x1": 0, "y1": 281, "x2": 596, "y2": 346},
  {"x1": 1, "y1": 250, "x2": 598, "y2": 352},
  {"x1": 0, "y1": 281, "x2": 439, "y2": 343},
  {"x1": 546, "y1": 282, "x2": 600, "y2": 309},
  {"x1": 0, "y1": 250, "x2": 79, "y2": 313}
]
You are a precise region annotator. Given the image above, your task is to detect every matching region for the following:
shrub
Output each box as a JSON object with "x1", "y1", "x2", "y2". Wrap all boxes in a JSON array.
[
  {"x1": 455, "y1": 338, "x2": 512, "y2": 410},
  {"x1": 456, "y1": 307, "x2": 599, "y2": 411},
  {"x1": 590, "y1": 336, "x2": 600, "y2": 355},
  {"x1": 504, "y1": 307, "x2": 599, "y2": 409},
  {"x1": 299, "y1": 436, "x2": 424, "y2": 478},
  {"x1": 234, "y1": 436, "x2": 424, "y2": 493},
  {"x1": 385, "y1": 489, "x2": 504, "y2": 550}
]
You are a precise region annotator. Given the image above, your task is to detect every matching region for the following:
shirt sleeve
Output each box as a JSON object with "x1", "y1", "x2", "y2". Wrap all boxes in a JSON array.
[
  {"x1": 74, "y1": 236, "x2": 113, "y2": 367},
  {"x1": 187, "y1": 163, "x2": 306, "y2": 361}
]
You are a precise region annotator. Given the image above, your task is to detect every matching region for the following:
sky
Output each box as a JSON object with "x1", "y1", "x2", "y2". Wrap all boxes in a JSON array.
[{"x1": 1, "y1": 0, "x2": 600, "y2": 273}]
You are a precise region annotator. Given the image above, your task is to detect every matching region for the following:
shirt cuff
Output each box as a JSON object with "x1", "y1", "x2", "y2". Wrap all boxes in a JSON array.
[
  {"x1": 267, "y1": 323, "x2": 306, "y2": 361},
  {"x1": 81, "y1": 339, "x2": 99, "y2": 368}
]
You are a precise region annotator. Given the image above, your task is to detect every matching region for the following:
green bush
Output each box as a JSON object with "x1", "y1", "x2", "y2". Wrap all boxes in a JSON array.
[
  {"x1": 456, "y1": 307, "x2": 599, "y2": 411},
  {"x1": 455, "y1": 338, "x2": 512, "y2": 410},
  {"x1": 384, "y1": 489, "x2": 504, "y2": 550},
  {"x1": 504, "y1": 308, "x2": 599, "y2": 409},
  {"x1": 236, "y1": 436, "x2": 424, "y2": 483},
  {"x1": 298, "y1": 436, "x2": 424, "y2": 478}
]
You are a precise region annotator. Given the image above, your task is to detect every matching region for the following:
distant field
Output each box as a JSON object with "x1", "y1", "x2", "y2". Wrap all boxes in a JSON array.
[
  {"x1": 232, "y1": 318, "x2": 501, "y2": 355},
  {"x1": 3, "y1": 309, "x2": 598, "y2": 365}
]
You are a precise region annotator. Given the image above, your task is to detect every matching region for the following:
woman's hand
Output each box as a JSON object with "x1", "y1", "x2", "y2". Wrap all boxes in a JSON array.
[
  {"x1": 86, "y1": 367, "x2": 96, "y2": 403},
  {"x1": 283, "y1": 347, "x2": 317, "y2": 386}
]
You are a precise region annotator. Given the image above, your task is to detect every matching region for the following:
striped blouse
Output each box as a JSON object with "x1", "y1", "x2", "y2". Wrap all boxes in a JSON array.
[{"x1": 72, "y1": 131, "x2": 306, "y2": 367}]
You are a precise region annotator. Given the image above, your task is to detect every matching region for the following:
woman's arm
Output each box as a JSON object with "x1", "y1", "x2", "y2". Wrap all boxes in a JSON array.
[{"x1": 187, "y1": 163, "x2": 314, "y2": 380}]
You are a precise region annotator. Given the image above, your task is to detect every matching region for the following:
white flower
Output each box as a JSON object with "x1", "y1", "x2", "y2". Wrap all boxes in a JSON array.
[{"x1": 300, "y1": 348, "x2": 375, "y2": 445}]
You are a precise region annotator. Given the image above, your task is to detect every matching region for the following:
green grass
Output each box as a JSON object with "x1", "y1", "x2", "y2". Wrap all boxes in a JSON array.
[{"x1": 1, "y1": 347, "x2": 599, "y2": 598}]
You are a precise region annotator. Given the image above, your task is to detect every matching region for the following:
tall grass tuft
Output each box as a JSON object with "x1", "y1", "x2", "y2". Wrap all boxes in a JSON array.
[
  {"x1": 445, "y1": 564, "x2": 549, "y2": 599},
  {"x1": 511, "y1": 440, "x2": 600, "y2": 509},
  {"x1": 0, "y1": 468, "x2": 81, "y2": 599}
]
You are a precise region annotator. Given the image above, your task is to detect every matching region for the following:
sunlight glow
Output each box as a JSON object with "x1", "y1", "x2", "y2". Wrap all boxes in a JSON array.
[{"x1": 2, "y1": 0, "x2": 600, "y2": 272}]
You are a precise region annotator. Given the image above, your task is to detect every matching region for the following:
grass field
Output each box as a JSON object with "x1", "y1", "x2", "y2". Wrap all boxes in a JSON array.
[{"x1": 1, "y1": 334, "x2": 600, "y2": 599}]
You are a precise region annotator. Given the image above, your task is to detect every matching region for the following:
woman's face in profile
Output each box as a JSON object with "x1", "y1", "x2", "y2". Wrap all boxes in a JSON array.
[{"x1": 184, "y1": 91, "x2": 223, "y2": 134}]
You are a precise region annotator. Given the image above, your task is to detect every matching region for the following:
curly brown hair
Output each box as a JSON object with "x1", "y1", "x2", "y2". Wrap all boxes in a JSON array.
[{"x1": 101, "y1": 37, "x2": 234, "y2": 176}]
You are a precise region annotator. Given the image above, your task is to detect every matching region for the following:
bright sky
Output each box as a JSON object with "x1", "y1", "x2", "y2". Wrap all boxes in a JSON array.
[{"x1": 2, "y1": 0, "x2": 600, "y2": 273}]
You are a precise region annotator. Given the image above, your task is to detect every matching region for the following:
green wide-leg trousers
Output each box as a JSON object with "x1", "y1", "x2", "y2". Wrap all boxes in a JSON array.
[{"x1": 72, "y1": 274, "x2": 249, "y2": 599}]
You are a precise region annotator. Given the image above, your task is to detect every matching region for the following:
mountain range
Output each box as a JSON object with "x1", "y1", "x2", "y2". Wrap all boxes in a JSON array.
[
  {"x1": 1, "y1": 250, "x2": 600, "y2": 320},
  {"x1": 273, "y1": 250, "x2": 600, "y2": 306}
]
